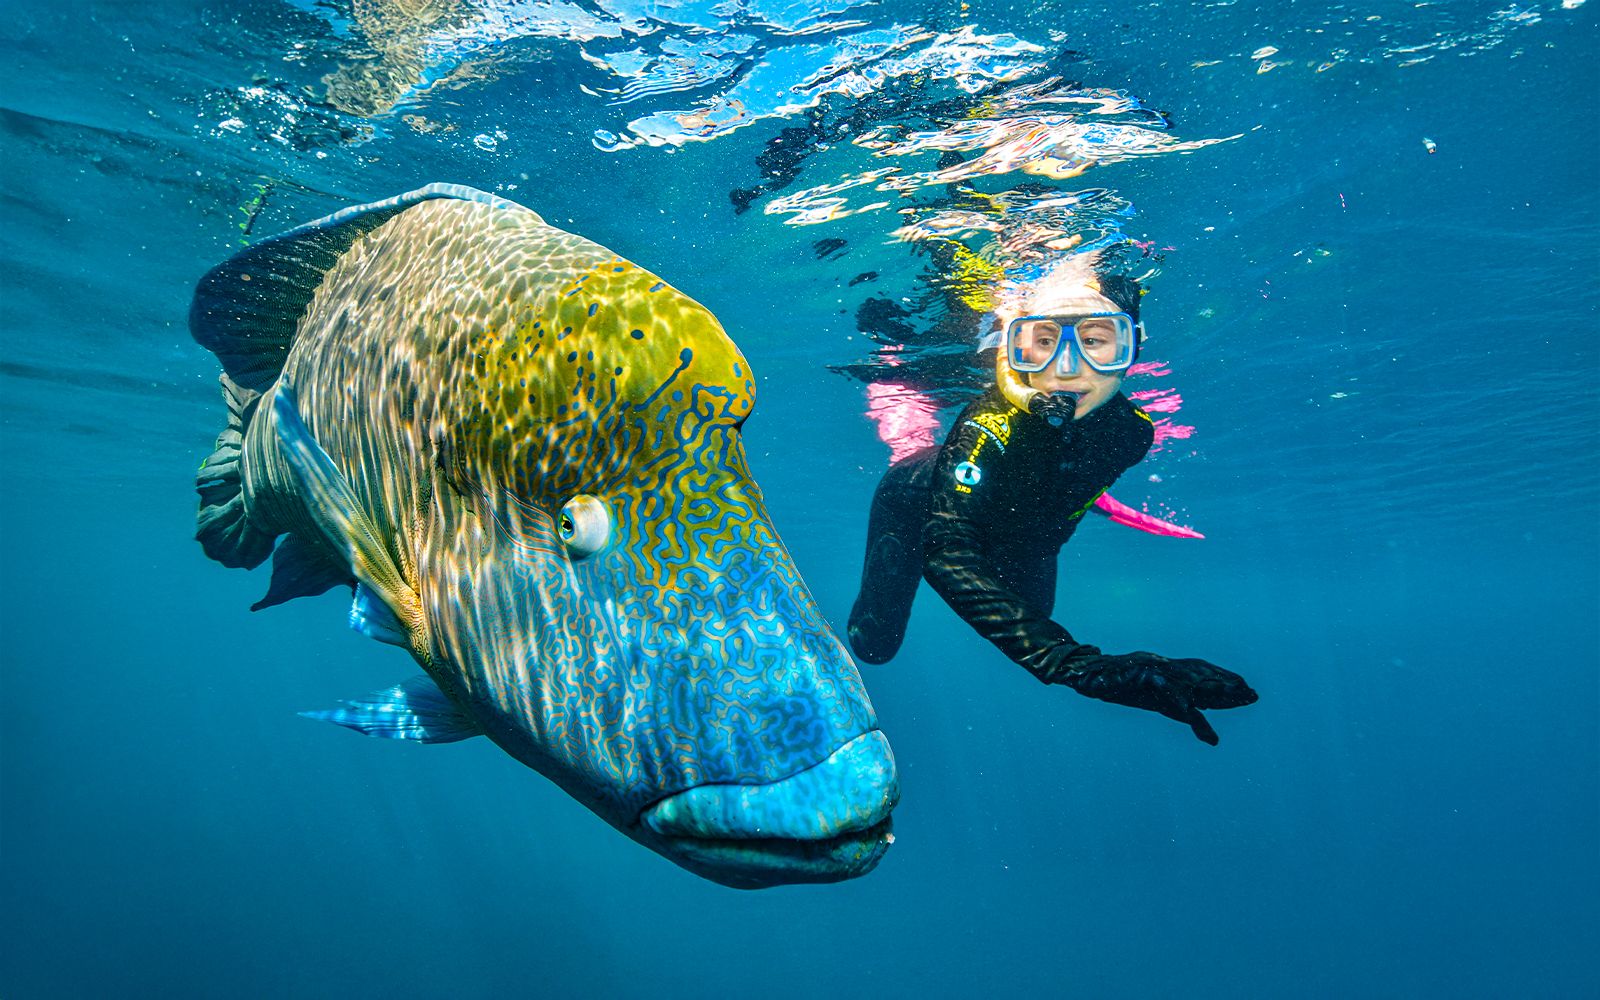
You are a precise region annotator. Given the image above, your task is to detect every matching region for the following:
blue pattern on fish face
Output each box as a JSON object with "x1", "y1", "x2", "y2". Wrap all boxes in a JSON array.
[
  {"x1": 401, "y1": 258, "x2": 886, "y2": 846},
  {"x1": 430, "y1": 392, "x2": 874, "y2": 826}
]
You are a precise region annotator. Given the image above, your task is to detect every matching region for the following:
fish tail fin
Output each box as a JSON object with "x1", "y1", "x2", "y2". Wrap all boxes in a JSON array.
[{"x1": 195, "y1": 372, "x2": 276, "y2": 569}]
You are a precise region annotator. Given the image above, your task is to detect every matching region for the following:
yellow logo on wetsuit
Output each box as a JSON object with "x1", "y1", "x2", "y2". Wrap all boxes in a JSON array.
[
  {"x1": 955, "y1": 409, "x2": 1016, "y2": 492},
  {"x1": 967, "y1": 411, "x2": 1013, "y2": 449},
  {"x1": 956, "y1": 433, "x2": 988, "y2": 493}
]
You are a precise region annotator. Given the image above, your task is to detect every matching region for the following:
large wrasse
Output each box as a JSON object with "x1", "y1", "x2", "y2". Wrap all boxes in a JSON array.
[{"x1": 191, "y1": 184, "x2": 898, "y2": 888}]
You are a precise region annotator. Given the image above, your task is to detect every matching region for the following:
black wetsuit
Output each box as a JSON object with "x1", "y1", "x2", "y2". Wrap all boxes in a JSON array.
[{"x1": 848, "y1": 386, "x2": 1154, "y2": 673}]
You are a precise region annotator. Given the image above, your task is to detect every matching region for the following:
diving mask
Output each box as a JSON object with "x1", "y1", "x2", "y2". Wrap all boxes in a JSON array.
[{"x1": 1005, "y1": 313, "x2": 1141, "y2": 376}]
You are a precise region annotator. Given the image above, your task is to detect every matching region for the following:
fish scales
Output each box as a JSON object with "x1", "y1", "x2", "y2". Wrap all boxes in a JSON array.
[
  {"x1": 274, "y1": 198, "x2": 850, "y2": 799},
  {"x1": 193, "y1": 187, "x2": 897, "y2": 888}
]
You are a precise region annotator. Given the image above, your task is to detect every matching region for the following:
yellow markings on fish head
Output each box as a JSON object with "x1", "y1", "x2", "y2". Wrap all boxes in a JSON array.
[{"x1": 452, "y1": 254, "x2": 757, "y2": 514}]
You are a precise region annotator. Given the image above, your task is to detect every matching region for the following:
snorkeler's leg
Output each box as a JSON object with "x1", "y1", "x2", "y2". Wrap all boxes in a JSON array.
[{"x1": 847, "y1": 451, "x2": 936, "y2": 665}]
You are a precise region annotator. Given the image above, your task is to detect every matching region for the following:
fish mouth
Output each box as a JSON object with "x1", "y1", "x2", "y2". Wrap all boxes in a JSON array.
[{"x1": 639, "y1": 730, "x2": 899, "y2": 889}]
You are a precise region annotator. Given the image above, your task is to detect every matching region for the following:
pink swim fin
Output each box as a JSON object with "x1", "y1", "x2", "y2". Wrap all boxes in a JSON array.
[{"x1": 1094, "y1": 493, "x2": 1204, "y2": 539}]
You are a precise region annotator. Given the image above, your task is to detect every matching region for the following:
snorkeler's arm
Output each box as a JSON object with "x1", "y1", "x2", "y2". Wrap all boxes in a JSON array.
[
  {"x1": 1021, "y1": 398, "x2": 1256, "y2": 744},
  {"x1": 921, "y1": 408, "x2": 1087, "y2": 665}
]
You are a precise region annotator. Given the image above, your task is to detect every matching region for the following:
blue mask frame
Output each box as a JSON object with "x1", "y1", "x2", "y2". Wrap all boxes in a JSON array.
[{"x1": 1005, "y1": 312, "x2": 1143, "y2": 375}]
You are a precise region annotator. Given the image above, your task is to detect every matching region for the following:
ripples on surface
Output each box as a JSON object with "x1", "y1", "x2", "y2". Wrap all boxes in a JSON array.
[{"x1": 1, "y1": 0, "x2": 1588, "y2": 520}]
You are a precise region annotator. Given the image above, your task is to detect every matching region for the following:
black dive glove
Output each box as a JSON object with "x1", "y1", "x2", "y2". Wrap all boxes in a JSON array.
[
  {"x1": 1024, "y1": 643, "x2": 1258, "y2": 746},
  {"x1": 1031, "y1": 391, "x2": 1080, "y2": 428}
]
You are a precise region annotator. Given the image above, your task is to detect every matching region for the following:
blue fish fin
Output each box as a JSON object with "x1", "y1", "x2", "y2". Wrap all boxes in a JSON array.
[
  {"x1": 349, "y1": 583, "x2": 409, "y2": 647},
  {"x1": 271, "y1": 384, "x2": 429, "y2": 654},
  {"x1": 190, "y1": 183, "x2": 535, "y2": 392},
  {"x1": 251, "y1": 532, "x2": 352, "y2": 611},
  {"x1": 300, "y1": 675, "x2": 482, "y2": 743}
]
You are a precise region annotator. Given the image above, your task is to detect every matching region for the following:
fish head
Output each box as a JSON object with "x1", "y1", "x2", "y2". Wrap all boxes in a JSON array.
[{"x1": 430, "y1": 256, "x2": 898, "y2": 888}]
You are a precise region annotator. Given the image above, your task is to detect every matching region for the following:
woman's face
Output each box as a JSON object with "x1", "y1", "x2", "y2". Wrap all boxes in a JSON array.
[{"x1": 1004, "y1": 289, "x2": 1129, "y2": 420}]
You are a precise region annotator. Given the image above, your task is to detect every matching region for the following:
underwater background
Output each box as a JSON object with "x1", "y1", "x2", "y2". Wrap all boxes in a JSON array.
[{"x1": 2, "y1": 0, "x2": 1595, "y2": 996}]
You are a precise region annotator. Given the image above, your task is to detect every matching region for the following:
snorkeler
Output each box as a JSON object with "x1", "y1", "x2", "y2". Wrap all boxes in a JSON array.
[{"x1": 846, "y1": 261, "x2": 1258, "y2": 745}]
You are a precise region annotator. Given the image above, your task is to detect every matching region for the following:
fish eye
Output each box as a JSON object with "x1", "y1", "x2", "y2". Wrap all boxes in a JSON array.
[{"x1": 557, "y1": 495, "x2": 610, "y2": 557}]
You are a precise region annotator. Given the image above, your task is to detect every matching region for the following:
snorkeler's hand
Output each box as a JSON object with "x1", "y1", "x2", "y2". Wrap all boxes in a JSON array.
[
  {"x1": 1040, "y1": 647, "x2": 1258, "y2": 745},
  {"x1": 1030, "y1": 391, "x2": 1080, "y2": 428}
]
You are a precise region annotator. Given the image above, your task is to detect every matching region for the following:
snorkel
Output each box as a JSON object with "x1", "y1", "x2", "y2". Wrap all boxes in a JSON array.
[
  {"x1": 996, "y1": 348, "x2": 1079, "y2": 427},
  {"x1": 996, "y1": 343, "x2": 1050, "y2": 415}
]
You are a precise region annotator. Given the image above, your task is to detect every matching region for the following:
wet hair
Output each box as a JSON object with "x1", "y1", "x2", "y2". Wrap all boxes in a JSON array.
[{"x1": 1095, "y1": 272, "x2": 1142, "y2": 322}]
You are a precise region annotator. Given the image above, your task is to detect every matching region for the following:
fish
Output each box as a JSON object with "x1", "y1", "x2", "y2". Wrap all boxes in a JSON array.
[{"x1": 190, "y1": 184, "x2": 898, "y2": 888}]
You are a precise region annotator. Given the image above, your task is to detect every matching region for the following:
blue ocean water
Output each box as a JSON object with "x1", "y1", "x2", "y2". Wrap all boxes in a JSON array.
[{"x1": 2, "y1": 0, "x2": 1596, "y2": 995}]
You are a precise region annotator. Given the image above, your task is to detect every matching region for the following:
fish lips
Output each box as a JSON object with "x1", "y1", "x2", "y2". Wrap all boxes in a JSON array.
[{"x1": 639, "y1": 730, "x2": 900, "y2": 889}]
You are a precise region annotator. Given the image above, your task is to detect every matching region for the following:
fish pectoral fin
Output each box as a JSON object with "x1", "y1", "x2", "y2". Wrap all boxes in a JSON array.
[
  {"x1": 251, "y1": 533, "x2": 353, "y2": 612},
  {"x1": 272, "y1": 384, "x2": 429, "y2": 651},
  {"x1": 300, "y1": 675, "x2": 482, "y2": 743},
  {"x1": 350, "y1": 583, "x2": 408, "y2": 647}
]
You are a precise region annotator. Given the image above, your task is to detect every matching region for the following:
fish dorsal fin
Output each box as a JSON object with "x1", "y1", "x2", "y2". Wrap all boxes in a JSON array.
[
  {"x1": 190, "y1": 183, "x2": 535, "y2": 391},
  {"x1": 271, "y1": 382, "x2": 431, "y2": 659}
]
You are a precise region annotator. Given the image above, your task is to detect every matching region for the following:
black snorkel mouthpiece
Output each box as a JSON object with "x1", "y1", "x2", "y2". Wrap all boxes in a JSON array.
[{"x1": 1033, "y1": 391, "x2": 1081, "y2": 429}]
